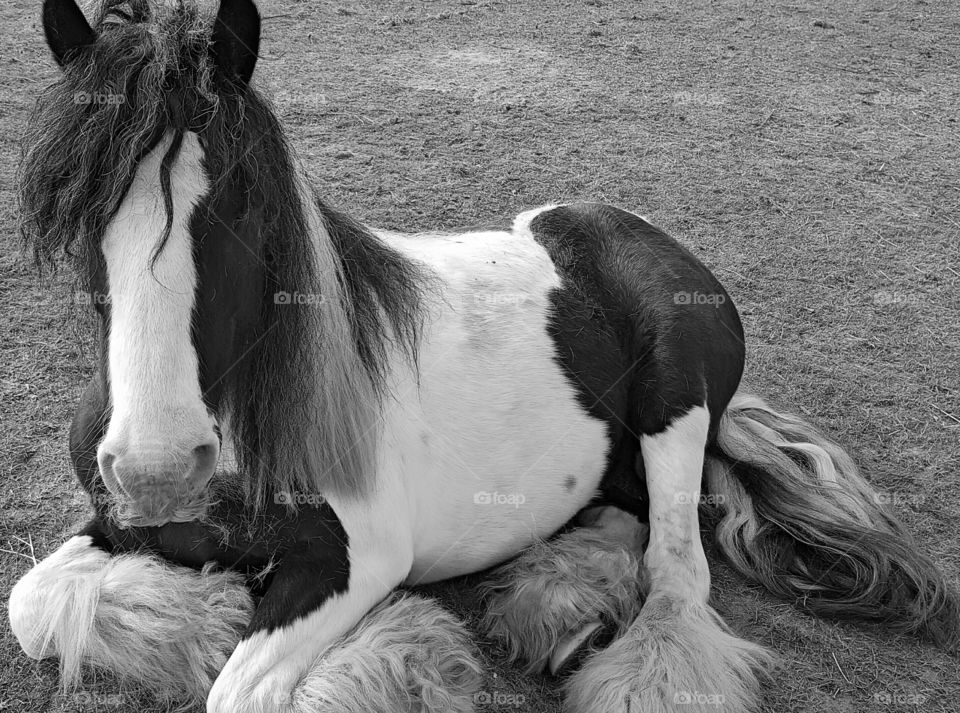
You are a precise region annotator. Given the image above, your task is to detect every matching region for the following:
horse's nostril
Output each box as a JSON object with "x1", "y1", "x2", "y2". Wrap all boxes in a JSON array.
[
  {"x1": 97, "y1": 450, "x2": 123, "y2": 496},
  {"x1": 191, "y1": 440, "x2": 220, "y2": 480},
  {"x1": 193, "y1": 442, "x2": 217, "y2": 460}
]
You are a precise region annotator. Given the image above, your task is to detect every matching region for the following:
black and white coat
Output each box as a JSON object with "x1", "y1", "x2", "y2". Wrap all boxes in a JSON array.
[{"x1": 10, "y1": 3, "x2": 957, "y2": 713}]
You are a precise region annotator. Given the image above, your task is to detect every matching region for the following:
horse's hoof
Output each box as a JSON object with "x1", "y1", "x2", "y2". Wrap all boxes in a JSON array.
[
  {"x1": 563, "y1": 596, "x2": 772, "y2": 713},
  {"x1": 548, "y1": 619, "x2": 613, "y2": 677}
]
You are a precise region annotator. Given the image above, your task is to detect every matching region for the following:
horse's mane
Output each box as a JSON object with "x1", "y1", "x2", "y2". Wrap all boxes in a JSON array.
[{"x1": 20, "y1": 0, "x2": 427, "y2": 508}]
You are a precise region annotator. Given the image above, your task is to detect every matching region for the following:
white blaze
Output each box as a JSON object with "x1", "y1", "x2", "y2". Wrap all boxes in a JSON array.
[{"x1": 97, "y1": 131, "x2": 217, "y2": 499}]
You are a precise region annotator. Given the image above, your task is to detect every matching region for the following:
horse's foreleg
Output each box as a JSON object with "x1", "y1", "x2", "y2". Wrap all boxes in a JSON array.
[
  {"x1": 564, "y1": 406, "x2": 772, "y2": 713},
  {"x1": 296, "y1": 592, "x2": 482, "y2": 713},
  {"x1": 206, "y1": 503, "x2": 413, "y2": 713},
  {"x1": 206, "y1": 492, "x2": 487, "y2": 713},
  {"x1": 8, "y1": 519, "x2": 253, "y2": 705}
]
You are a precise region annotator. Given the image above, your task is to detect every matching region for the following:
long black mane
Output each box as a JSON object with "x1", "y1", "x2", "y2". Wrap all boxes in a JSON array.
[{"x1": 20, "y1": 0, "x2": 426, "y2": 505}]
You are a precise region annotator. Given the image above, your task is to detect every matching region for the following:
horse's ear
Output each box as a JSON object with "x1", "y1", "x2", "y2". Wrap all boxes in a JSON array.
[
  {"x1": 42, "y1": 0, "x2": 96, "y2": 67},
  {"x1": 210, "y1": 0, "x2": 261, "y2": 85}
]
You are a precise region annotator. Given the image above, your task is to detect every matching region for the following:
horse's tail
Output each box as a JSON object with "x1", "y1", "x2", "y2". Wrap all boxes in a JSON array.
[{"x1": 704, "y1": 391, "x2": 960, "y2": 651}]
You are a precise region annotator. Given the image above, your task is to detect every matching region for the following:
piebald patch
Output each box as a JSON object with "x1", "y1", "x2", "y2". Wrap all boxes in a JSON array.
[{"x1": 376, "y1": 206, "x2": 610, "y2": 583}]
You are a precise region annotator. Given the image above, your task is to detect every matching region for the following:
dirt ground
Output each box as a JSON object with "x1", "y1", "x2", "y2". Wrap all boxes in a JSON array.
[{"x1": 1, "y1": 0, "x2": 958, "y2": 711}]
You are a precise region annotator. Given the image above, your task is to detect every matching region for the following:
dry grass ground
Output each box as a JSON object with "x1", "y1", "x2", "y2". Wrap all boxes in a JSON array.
[{"x1": 2, "y1": 0, "x2": 959, "y2": 711}]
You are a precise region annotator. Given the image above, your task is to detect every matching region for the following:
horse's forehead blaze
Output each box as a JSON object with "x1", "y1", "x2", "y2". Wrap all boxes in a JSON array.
[{"x1": 99, "y1": 130, "x2": 213, "y2": 443}]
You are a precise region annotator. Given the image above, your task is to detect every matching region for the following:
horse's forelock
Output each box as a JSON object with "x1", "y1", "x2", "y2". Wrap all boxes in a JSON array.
[{"x1": 19, "y1": 0, "x2": 217, "y2": 277}]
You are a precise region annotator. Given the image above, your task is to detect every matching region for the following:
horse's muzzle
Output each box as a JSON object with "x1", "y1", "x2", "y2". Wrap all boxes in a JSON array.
[{"x1": 97, "y1": 438, "x2": 220, "y2": 526}]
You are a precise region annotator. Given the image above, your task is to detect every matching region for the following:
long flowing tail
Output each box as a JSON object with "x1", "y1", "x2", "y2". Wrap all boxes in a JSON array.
[{"x1": 704, "y1": 391, "x2": 960, "y2": 651}]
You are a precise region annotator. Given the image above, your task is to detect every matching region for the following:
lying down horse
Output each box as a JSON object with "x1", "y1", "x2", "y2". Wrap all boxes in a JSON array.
[{"x1": 10, "y1": 1, "x2": 959, "y2": 711}]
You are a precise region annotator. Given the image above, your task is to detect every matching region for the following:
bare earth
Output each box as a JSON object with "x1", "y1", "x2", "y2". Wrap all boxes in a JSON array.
[{"x1": 1, "y1": 1, "x2": 958, "y2": 711}]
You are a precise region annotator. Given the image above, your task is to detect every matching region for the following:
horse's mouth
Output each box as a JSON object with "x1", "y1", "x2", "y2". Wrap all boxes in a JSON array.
[{"x1": 104, "y1": 492, "x2": 213, "y2": 529}]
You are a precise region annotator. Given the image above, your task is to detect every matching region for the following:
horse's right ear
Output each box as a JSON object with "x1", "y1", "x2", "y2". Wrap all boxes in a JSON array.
[{"x1": 42, "y1": 0, "x2": 96, "y2": 67}]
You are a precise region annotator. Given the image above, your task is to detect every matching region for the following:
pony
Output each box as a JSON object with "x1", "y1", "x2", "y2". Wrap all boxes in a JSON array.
[{"x1": 8, "y1": 1, "x2": 959, "y2": 711}]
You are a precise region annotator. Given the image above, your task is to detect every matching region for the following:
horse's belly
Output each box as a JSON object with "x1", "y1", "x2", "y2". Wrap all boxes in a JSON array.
[
  {"x1": 398, "y1": 411, "x2": 609, "y2": 584},
  {"x1": 403, "y1": 434, "x2": 608, "y2": 584}
]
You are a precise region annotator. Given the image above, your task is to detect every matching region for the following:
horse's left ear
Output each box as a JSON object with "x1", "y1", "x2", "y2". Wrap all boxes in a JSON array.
[
  {"x1": 42, "y1": 0, "x2": 96, "y2": 67},
  {"x1": 210, "y1": 0, "x2": 261, "y2": 85}
]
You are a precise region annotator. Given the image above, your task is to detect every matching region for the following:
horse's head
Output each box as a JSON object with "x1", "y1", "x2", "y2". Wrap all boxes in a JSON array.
[
  {"x1": 25, "y1": 0, "x2": 281, "y2": 525},
  {"x1": 24, "y1": 0, "x2": 420, "y2": 527}
]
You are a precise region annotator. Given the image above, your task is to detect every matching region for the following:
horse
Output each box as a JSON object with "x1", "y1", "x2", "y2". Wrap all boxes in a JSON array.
[{"x1": 8, "y1": 1, "x2": 959, "y2": 711}]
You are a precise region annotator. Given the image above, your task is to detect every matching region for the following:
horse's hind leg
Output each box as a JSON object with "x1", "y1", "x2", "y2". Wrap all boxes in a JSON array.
[
  {"x1": 564, "y1": 405, "x2": 771, "y2": 713},
  {"x1": 8, "y1": 520, "x2": 252, "y2": 706},
  {"x1": 480, "y1": 506, "x2": 650, "y2": 676}
]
